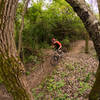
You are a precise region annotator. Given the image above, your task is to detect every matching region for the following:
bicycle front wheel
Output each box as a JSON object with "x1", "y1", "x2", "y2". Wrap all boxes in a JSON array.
[{"x1": 50, "y1": 55, "x2": 59, "y2": 66}]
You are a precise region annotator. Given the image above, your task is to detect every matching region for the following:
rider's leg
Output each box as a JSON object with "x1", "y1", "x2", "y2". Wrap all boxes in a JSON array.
[{"x1": 57, "y1": 48, "x2": 63, "y2": 58}]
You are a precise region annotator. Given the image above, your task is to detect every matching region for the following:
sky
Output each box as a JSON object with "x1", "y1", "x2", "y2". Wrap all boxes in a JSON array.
[{"x1": 85, "y1": 0, "x2": 99, "y2": 13}]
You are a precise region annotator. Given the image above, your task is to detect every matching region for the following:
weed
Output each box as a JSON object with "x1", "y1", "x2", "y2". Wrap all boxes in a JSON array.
[
  {"x1": 66, "y1": 64, "x2": 75, "y2": 70},
  {"x1": 32, "y1": 88, "x2": 44, "y2": 100},
  {"x1": 84, "y1": 72, "x2": 91, "y2": 82},
  {"x1": 56, "y1": 80, "x2": 65, "y2": 89},
  {"x1": 25, "y1": 71, "x2": 30, "y2": 75},
  {"x1": 61, "y1": 72, "x2": 67, "y2": 78},
  {"x1": 93, "y1": 52, "x2": 97, "y2": 58},
  {"x1": 78, "y1": 82, "x2": 91, "y2": 95},
  {"x1": 74, "y1": 93, "x2": 78, "y2": 97}
]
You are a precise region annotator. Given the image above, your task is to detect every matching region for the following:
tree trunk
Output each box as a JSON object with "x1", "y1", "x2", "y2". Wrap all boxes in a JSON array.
[
  {"x1": 97, "y1": 0, "x2": 100, "y2": 19},
  {"x1": 65, "y1": 0, "x2": 100, "y2": 99},
  {"x1": 0, "y1": 0, "x2": 31, "y2": 100},
  {"x1": 18, "y1": 0, "x2": 30, "y2": 55}
]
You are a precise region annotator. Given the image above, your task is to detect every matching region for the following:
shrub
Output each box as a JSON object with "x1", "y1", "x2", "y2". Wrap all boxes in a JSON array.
[
  {"x1": 0, "y1": 76, "x2": 3, "y2": 84},
  {"x1": 40, "y1": 41, "x2": 50, "y2": 49},
  {"x1": 62, "y1": 37, "x2": 70, "y2": 48}
]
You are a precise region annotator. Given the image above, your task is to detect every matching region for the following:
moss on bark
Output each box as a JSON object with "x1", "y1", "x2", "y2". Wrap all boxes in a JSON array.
[{"x1": 0, "y1": 54, "x2": 30, "y2": 100}]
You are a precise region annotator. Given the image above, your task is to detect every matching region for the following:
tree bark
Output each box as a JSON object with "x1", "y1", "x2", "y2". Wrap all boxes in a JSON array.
[
  {"x1": 97, "y1": 0, "x2": 100, "y2": 19},
  {"x1": 18, "y1": 0, "x2": 30, "y2": 56},
  {"x1": 65, "y1": 0, "x2": 100, "y2": 99},
  {"x1": 0, "y1": 0, "x2": 31, "y2": 100}
]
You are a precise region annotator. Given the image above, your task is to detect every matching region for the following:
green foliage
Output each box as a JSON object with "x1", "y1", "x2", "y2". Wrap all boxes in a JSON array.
[
  {"x1": 60, "y1": 72, "x2": 67, "y2": 78},
  {"x1": 25, "y1": 54, "x2": 42, "y2": 64},
  {"x1": 15, "y1": 0, "x2": 87, "y2": 61},
  {"x1": 54, "y1": 91, "x2": 68, "y2": 100},
  {"x1": 66, "y1": 63, "x2": 75, "y2": 70},
  {"x1": 62, "y1": 37, "x2": 70, "y2": 47},
  {"x1": 0, "y1": 76, "x2": 3, "y2": 84},
  {"x1": 31, "y1": 71, "x2": 67, "y2": 99},
  {"x1": 93, "y1": 52, "x2": 97, "y2": 58},
  {"x1": 40, "y1": 41, "x2": 50, "y2": 48},
  {"x1": 78, "y1": 82, "x2": 91, "y2": 95},
  {"x1": 32, "y1": 91, "x2": 44, "y2": 100},
  {"x1": 28, "y1": 55, "x2": 36, "y2": 62},
  {"x1": 25, "y1": 71, "x2": 30, "y2": 76},
  {"x1": 46, "y1": 79, "x2": 65, "y2": 92},
  {"x1": 32, "y1": 87, "x2": 44, "y2": 100},
  {"x1": 84, "y1": 72, "x2": 91, "y2": 82}
]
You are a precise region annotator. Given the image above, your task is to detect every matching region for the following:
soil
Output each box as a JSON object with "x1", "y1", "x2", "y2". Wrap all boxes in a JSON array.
[{"x1": 0, "y1": 40, "x2": 98, "y2": 100}]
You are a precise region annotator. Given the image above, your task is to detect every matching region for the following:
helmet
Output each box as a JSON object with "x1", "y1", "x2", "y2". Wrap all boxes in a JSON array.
[{"x1": 52, "y1": 38, "x2": 56, "y2": 43}]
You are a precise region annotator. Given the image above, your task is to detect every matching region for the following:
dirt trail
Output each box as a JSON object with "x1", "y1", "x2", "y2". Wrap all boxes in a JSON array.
[
  {"x1": 70, "y1": 40, "x2": 85, "y2": 54},
  {"x1": 31, "y1": 40, "x2": 98, "y2": 100},
  {"x1": 26, "y1": 57, "x2": 54, "y2": 89},
  {"x1": 26, "y1": 40, "x2": 93, "y2": 90},
  {"x1": 69, "y1": 40, "x2": 93, "y2": 54},
  {"x1": 0, "y1": 40, "x2": 97, "y2": 100}
]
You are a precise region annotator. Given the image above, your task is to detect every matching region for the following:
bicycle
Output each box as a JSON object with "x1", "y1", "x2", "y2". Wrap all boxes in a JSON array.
[{"x1": 50, "y1": 49, "x2": 63, "y2": 66}]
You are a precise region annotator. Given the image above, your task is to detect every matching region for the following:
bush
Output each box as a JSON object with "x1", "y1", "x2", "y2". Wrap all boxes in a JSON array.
[
  {"x1": 0, "y1": 76, "x2": 3, "y2": 84},
  {"x1": 40, "y1": 41, "x2": 50, "y2": 49},
  {"x1": 62, "y1": 37, "x2": 70, "y2": 47}
]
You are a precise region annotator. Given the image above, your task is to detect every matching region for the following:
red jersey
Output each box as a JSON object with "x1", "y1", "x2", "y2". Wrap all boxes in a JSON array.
[{"x1": 53, "y1": 41, "x2": 62, "y2": 49}]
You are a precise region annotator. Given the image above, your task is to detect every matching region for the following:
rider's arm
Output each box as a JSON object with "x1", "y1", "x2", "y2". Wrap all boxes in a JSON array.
[
  {"x1": 59, "y1": 44, "x2": 62, "y2": 49},
  {"x1": 56, "y1": 41, "x2": 62, "y2": 49}
]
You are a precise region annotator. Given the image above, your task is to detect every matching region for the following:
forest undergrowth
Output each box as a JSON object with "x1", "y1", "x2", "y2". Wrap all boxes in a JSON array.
[
  {"x1": 30, "y1": 40, "x2": 98, "y2": 100},
  {"x1": 0, "y1": 40, "x2": 98, "y2": 100}
]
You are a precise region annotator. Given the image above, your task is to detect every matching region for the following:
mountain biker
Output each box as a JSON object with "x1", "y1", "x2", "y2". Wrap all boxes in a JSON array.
[{"x1": 51, "y1": 38, "x2": 62, "y2": 54}]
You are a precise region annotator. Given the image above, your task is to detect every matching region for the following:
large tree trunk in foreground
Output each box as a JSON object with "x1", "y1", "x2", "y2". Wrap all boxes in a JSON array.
[
  {"x1": 0, "y1": 0, "x2": 30, "y2": 100},
  {"x1": 66, "y1": 0, "x2": 100, "y2": 99}
]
